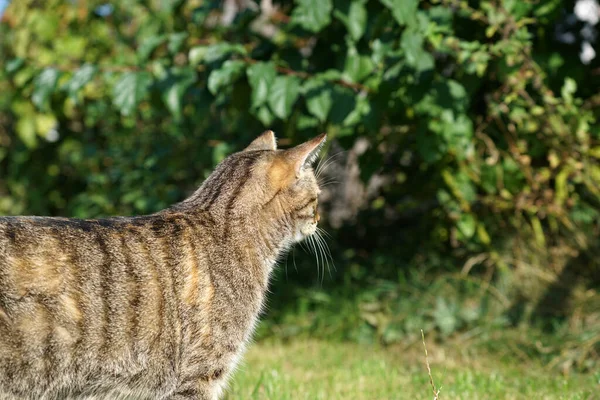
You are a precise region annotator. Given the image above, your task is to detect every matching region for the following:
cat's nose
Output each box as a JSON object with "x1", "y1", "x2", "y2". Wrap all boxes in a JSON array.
[{"x1": 314, "y1": 212, "x2": 320, "y2": 223}]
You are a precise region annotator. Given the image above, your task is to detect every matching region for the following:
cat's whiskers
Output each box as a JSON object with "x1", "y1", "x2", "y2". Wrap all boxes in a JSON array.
[
  {"x1": 317, "y1": 178, "x2": 340, "y2": 188},
  {"x1": 308, "y1": 234, "x2": 323, "y2": 284},
  {"x1": 314, "y1": 229, "x2": 335, "y2": 280},
  {"x1": 315, "y1": 151, "x2": 346, "y2": 180},
  {"x1": 316, "y1": 227, "x2": 336, "y2": 272}
]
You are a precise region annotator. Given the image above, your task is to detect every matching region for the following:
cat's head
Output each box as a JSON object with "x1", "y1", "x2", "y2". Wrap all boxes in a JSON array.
[{"x1": 196, "y1": 131, "x2": 326, "y2": 244}]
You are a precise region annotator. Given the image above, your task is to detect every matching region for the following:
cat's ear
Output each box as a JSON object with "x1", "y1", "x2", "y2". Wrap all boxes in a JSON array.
[
  {"x1": 245, "y1": 130, "x2": 277, "y2": 151},
  {"x1": 282, "y1": 133, "x2": 327, "y2": 176}
]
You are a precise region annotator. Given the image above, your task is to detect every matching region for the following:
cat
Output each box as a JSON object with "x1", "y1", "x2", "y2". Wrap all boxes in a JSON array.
[{"x1": 0, "y1": 131, "x2": 326, "y2": 400}]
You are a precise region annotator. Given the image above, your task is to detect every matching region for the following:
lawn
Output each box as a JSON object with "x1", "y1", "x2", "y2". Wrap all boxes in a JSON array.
[{"x1": 225, "y1": 339, "x2": 597, "y2": 400}]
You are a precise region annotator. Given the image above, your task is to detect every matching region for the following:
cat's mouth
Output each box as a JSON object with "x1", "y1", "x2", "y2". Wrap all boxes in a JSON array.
[
  {"x1": 312, "y1": 203, "x2": 320, "y2": 223},
  {"x1": 295, "y1": 206, "x2": 319, "y2": 241}
]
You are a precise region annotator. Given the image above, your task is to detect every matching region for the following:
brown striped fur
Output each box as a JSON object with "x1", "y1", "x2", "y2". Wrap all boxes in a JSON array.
[{"x1": 0, "y1": 132, "x2": 326, "y2": 399}]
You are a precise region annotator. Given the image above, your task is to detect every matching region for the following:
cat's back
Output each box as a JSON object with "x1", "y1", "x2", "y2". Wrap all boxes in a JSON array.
[
  {"x1": 0, "y1": 214, "x2": 190, "y2": 399},
  {"x1": 0, "y1": 215, "x2": 144, "y2": 301}
]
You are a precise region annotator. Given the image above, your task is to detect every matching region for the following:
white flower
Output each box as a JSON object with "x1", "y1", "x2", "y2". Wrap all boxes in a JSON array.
[
  {"x1": 575, "y1": 0, "x2": 600, "y2": 25},
  {"x1": 581, "y1": 41, "x2": 596, "y2": 64}
]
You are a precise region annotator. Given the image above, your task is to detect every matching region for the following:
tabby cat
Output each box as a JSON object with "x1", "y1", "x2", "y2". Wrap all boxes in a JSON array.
[{"x1": 0, "y1": 131, "x2": 326, "y2": 400}]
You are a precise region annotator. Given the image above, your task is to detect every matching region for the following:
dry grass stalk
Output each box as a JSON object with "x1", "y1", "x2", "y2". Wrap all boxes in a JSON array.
[{"x1": 421, "y1": 329, "x2": 441, "y2": 400}]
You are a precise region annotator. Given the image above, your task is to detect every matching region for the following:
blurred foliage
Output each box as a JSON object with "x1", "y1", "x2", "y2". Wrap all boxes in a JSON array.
[{"x1": 1, "y1": 0, "x2": 599, "y2": 371}]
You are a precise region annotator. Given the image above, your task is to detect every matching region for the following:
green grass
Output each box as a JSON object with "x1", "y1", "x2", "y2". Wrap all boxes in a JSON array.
[{"x1": 225, "y1": 339, "x2": 598, "y2": 400}]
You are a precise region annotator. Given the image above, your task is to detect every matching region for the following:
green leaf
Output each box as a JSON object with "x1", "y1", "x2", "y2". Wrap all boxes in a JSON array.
[
  {"x1": 161, "y1": 68, "x2": 196, "y2": 120},
  {"x1": 334, "y1": 0, "x2": 367, "y2": 41},
  {"x1": 112, "y1": 71, "x2": 153, "y2": 116},
  {"x1": 292, "y1": 0, "x2": 333, "y2": 33},
  {"x1": 304, "y1": 80, "x2": 333, "y2": 122},
  {"x1": 207, "y1": 60, "x2": 246, "y2": 95},
  {"x1": 161, "y1": 0, "x2": 185, "y2": 12},
  {"x1": 371, "y1": 39, "x2": 397, "y2": 66},
  {"x1": 457, "y1": 213, "x2": 476, "y2": 239},
  {"x1": 268, "y1": 75, "x2": 301, "y2": 119},
  {"x1": 16, "y1": 117, "x2": 37, "y2": 149},
  {"x1": 256, "y1": 105, "x2": 275, "y2": 126},
  {"x1": 188, "y1": 43, "x2": 247, "y2": 65},
  {"x1": 343, "y1": 46, "x2": 374, "y2": 83},
  {"x1": 6, "y1": 58, "x2": 24, "y2": 74},
  {"x1": 32, "y1": 68, "x2": 60, "y2": 110},
  {"x1": 297, "y1": 114, "x2": 320, "y2": 129},
  {"x1": 63, "y1": 64, "x2": 97, "y2": 101},
  {"x1": 137, "y1": 34, "x2": 167, "y2": 62},
  {"x1": 168, "y1": 32, "x2": 188, "y2": 54},
  {"x1": 189, "y1": 46, "x2": 208, "y2": 66},
  {"x1": 401, "y1": 28, "x2": 434, "y2": 72},
  {"x1": 343, "y1": 95, "x2": 370, "y2": 126},
  {"x1": 380, "y1": 0, "x2": 418, "y2": 27},
  {"x1": 192, "y1": 1, "x2": 220, "y2": 24},
  {"x1": 313, "y1": 69, "x2": 343, "y2": 82},
  {"x1": 247, "y1": 62, "x2": 277, "y2": 108},
  {"x1": 329, "y1": 86, "x2": 357, "y2": 125},
  {"x1": 561, "y1": 77, "x2": 577, "y2": 103}
]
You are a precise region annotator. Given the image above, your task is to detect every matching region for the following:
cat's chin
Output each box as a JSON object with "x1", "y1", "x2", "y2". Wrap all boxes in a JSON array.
[{"x1": 294, "y1": 223, "x2": 318, "y2": 242}]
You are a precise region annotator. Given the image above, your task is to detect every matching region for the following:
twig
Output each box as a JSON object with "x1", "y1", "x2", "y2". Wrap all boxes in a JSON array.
[{"x1": 421, "y1": 329, "x2": 441, "y2": 400}]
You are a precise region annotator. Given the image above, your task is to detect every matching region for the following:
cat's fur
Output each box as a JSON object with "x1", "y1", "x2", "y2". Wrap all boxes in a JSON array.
[{"x1": 0, "y1": 131, "x2": 326, "y2": 400}]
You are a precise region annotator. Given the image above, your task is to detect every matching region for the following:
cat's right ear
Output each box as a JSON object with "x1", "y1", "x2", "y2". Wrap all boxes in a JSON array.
[{"x1": 244, "y1": 130, "x2": 277, "y2": 151}]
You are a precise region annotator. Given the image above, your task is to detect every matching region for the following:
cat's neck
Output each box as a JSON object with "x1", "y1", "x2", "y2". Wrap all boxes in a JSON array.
[{"x1": 167, "y1": 205, "x2": 291, "y2": 276}]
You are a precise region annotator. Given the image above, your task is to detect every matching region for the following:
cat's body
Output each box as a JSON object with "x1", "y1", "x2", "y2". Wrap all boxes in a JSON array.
[{"x1": 0, "y1": 132, "x2": 326, "y2": 400}]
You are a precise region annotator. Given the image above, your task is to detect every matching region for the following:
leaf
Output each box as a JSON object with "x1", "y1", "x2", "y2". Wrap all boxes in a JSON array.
[
  {"x1": 112, "y1": 71, "x2": 153, "y2": 116},
  {"x1": 457, "y1": 213, "x2": 476, "y2": 239},
  {"x1": 189, "y1": 46, "x2": 208, "y2": 66},
  {"x1": 168, "y1": 32, "x2": 188, "y2": 54},
  {"x1": 16, "y1": 117, "x2": 37, "y2": 149},
  {"x1": 297, "y1": 114, "x2": 320, "y2": 129},
  {"x1": 32, "y1": 68, "x2": 60, "y2": 110},
  {"x1": 329, "y1": 86, "x2": 357, "y2": 125},
  {"x1": 246, "y1": 62, "x2": 277, "y2": 109},
  {"x1": 380, "y1": 0, "x2": 418, "y2": 27},
  {"x1": 6, "y1": 58, "x2": 24, "y2": 74},
  {"x1": 304, "y1": 80, "x2": 333, "y2": 122},
  {"x1": 401, "y1": 28, "x2": 434, "y2": 72},
  {"x1": 137, "y1": 34, "x2": 167, "y2": 62},
  {"x1": 343, "y1": 46, "x2": 374, "y2": 83},
  {"x1": 292, "y1": 0, "x2": 333, "y2": 33},
  {"x1": 343, "y1": 95, "x2": 370, "y2": 126},
  {"x1": 188, "y1": 43, "x2": 247, "y2": 65},
  {"x1": 192, "y1": 1, "x2": 220, "y2": 24},
  {"x1": 334, "y1": 0, "x2": 367, "y2": 41},
  {"x1": 63, "y1": 64, "x2": 97, "y2": 102},
  {"x1": 319, "y1": 70, "x2": 345, "y2": 82},
  {"x1": 561, "y1": 77, "x2": 576, "y2": 103},
  {"x1": 205, "y1": 43, "x2": 247, "y2": 64},
  {"x1": 161, "y1": 0, "x2": 185, "y2": 12},
  {"x1": 268, "y1": 75, "x2": 301, "y2": 119},
  {"x1": 161, "y1": 68, "x2": 196, "y2": 120},
  {"x1": 256, "y1": 105, "x2": 275, "y2": 126},
  {"x1": 207, "y1": 60, "x2": 246, "y2": 95}
]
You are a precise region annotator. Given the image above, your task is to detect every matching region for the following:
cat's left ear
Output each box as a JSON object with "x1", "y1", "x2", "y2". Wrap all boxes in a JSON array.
[
  {"x1": 245, "y1": 130, "x2": 277, "y2": 151},
  {"x1": 283, "y1": 133, "x2": 327, "y2": 176}
]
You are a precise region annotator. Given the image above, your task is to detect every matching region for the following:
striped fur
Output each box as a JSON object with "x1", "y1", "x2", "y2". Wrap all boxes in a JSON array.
[{"x1": 0, "y1": 132, "x2": 326, "y2": 400}]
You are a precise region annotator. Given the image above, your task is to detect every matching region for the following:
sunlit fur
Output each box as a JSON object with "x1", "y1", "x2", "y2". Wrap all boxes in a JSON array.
[{"x1": 0, "y1": 132, "x2": 326, "y2": 400}]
